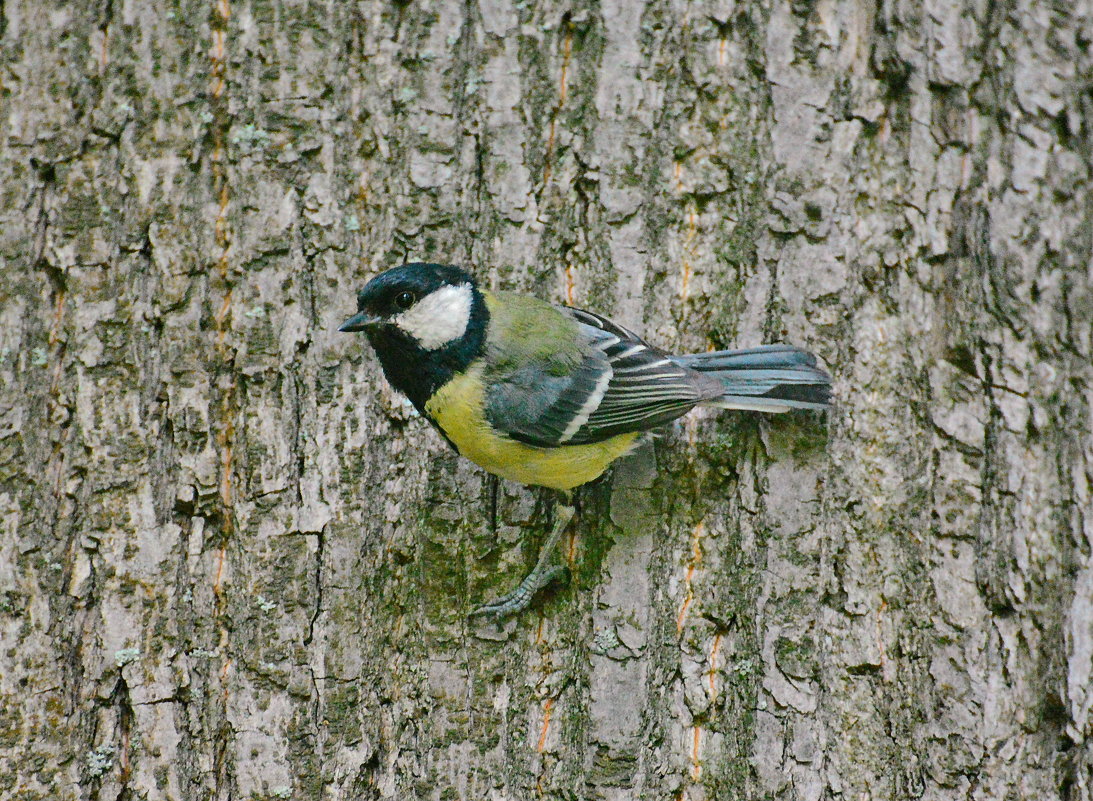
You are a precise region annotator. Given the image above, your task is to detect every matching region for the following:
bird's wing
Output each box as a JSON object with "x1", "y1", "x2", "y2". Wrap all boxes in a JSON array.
[
  {"x1": 561, "y1": 308, "x2": 719, "y2": 444},
  {"x1": 483, "y1": 305, "x2": 717, "y2": 448}
]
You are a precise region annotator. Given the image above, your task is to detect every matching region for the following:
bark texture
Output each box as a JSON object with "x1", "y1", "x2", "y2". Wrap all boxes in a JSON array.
[{"x1": 2, "y1": 1, "x2": 1091, "y2": 799}]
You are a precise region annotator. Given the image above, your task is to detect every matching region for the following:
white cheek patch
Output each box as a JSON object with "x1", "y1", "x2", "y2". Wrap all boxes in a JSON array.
[{"x1": 393, "y1": 283, "x2": 474, "y2": 350}]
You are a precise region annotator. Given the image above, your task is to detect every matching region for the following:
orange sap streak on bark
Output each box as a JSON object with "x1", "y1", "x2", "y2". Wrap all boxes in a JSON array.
[
  {"x1": 708, "y1": 633, "x2": 723, "y2": 700},
  {"x1": 676, "y1": 522, "x2": 705, "y2": 633},
  {"x1": 542, "y1": 25, "x2": 572, "y2": 186}
]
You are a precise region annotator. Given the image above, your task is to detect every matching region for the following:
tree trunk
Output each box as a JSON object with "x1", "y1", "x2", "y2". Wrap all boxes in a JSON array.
[{"x1": 2, "y1": 0, "x2": 1091, "y2": 799}]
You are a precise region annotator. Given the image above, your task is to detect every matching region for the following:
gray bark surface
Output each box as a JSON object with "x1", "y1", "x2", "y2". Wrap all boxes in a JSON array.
[{"x1": 1, "y1": 0, "x2": 1091, "y2": 799}]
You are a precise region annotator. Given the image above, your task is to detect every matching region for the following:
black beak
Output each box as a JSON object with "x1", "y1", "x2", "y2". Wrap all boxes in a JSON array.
[{"x1": 338, "y1": 311, "x2": 380, "y2": 333}]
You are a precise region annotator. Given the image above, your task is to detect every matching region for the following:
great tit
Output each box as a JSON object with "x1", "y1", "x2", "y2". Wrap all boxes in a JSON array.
[{"x1": 340, "y1": 262, "x2": 831, "y2": 618}]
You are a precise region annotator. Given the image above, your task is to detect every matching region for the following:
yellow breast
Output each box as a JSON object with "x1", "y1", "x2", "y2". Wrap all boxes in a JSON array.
[{"x1": 424, "y1": 365, "x2": 639, "y2": 491}]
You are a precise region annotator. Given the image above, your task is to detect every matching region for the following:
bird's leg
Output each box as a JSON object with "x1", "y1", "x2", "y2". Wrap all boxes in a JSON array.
[{"x1": 469, "y1": 496, "x2": 576, "y2": 620}]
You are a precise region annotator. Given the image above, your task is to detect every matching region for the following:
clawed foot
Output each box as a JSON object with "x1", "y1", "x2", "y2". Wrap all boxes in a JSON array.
[
  {"x1": 469, "y1": 500, "x2": 576, "y2": 621},
  {"x1": 468, "y1": 564, "x2": 568, "y2": 620}
]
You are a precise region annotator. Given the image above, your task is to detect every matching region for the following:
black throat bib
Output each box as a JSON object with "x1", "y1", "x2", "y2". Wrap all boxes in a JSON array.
[{"x1": 364, "y1": 291, "x2": 489, "y2": 415}]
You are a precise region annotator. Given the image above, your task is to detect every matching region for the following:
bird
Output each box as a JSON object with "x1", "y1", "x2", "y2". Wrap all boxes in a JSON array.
[{"x1": 339, "y1": 262, "x2": 831, "y2": 619}]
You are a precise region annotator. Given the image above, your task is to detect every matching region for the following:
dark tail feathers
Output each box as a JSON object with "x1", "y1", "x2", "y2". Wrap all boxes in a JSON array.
[{"x1": 672, "y1": 345, "x2": 832, "y2": 412}]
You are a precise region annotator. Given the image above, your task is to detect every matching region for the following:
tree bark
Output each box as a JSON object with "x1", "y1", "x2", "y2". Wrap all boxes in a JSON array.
[{"x1": 2, "y1": 0, "x2": 1091, "y2": 799}]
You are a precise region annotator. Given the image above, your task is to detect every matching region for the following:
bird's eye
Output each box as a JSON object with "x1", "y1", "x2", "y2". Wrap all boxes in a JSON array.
[{"x1": 394, "y1": 290, "x2": 416, "y2": 310}]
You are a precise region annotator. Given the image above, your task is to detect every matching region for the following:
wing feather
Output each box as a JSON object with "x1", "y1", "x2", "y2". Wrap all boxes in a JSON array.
[
  {"x1": 560, "y1": 308, "x2": 717, "y2": 444},
  {"x1": 483, "y1": 304, "x2": 718, "y2": 447}
]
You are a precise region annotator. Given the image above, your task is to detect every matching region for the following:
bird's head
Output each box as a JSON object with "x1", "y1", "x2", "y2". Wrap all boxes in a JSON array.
[
  {"x1": 339, "y1": 263, "x2": 489, "y2": 411},
  {"x1": 339, "y1": 262, "x2": 481, "y2": 351}
]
